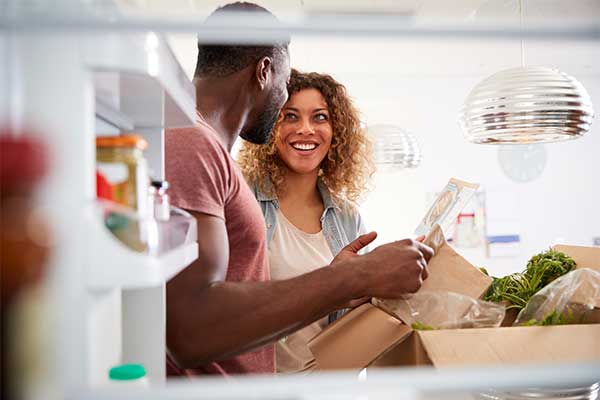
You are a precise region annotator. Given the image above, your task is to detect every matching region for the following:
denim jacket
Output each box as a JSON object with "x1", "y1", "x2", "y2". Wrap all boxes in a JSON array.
[
  {"x1": 253, "y1": 179, "x2": 367, "y2": 257},
  {"x1": 253, "y1": 179, "x2": 367, "y2": 323}
]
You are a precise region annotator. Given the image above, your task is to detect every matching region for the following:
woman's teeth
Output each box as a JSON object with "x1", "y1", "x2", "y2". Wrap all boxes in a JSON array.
[{"x1": 291, "y1": 143, "x2": 317, "y2": 151}]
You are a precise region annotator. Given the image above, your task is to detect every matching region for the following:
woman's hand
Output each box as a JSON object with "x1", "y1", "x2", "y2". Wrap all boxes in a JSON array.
[{"x1": 331, "y1": 231, "x2": 378, "y2": 266}]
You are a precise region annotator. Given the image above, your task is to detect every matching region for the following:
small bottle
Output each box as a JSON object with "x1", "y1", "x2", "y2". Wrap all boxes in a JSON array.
[
  {"x1": 149, "y1": 180, "x2": 170, "y2": 222},
  {"x1": 108, "y1": 364, "x2": 148, "y2": 387}
]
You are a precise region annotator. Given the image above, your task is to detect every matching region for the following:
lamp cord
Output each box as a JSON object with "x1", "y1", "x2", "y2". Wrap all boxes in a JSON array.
[{"x1": 519, "y1": 0, "x2": 525, "y2": 67}]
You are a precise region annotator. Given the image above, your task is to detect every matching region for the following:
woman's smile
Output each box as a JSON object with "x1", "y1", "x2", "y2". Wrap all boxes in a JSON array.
[{"x1": 276, "y1": 88, "x2": 333, "y2": 174}]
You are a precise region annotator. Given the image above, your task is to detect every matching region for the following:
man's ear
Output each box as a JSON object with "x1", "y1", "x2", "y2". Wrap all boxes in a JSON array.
[{"x1": 255, "y1": 56, "x2": 273, "y2": 91}]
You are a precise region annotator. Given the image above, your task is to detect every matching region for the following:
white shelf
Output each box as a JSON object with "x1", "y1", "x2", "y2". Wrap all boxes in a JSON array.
[
  {"x1": 87, "y1": 203, "x2": 198, "y2": 290},
  {"x1": 88, "y1": 32, "x2": 196, "y2": 130},
  {"x1": 95, "y1": 97, "x2": 135, "y2": 132},
  {"x1": 7, "y1": 18, "x2": 199, "y2": 393}
]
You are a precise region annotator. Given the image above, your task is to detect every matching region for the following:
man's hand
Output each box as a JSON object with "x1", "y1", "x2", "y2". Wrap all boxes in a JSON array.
[
  {"x1": 348, "y1": 239, "x2": 434, "y2": 299},
  {"x1": 331, "y1": 231, "x2": 378, "y2": 265}
]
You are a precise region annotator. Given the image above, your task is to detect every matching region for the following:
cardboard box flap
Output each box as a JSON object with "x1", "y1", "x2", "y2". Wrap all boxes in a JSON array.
[
  {"x1": 376, "y1": 225, "x2": 492, "y2": 325},
  {"x1": 308, "y1": 303, "x2": 412, "y2": 370},
  {"x1": 421, "y1": 225, "x2": 491, "y2": 297},
  {"x1": 415, "y1": 325, "x2": 600, "y2": 367},
  {"x1": 553, "y1": 244, "x2": 600, "y2": 271}
]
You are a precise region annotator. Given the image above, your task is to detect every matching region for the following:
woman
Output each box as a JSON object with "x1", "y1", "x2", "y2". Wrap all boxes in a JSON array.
[{"x1": 237, "y1": 69, "x2": 375, "y2": 373}]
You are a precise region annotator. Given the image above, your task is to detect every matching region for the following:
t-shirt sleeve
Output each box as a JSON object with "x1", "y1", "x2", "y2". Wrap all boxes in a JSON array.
[{"x1": 165, "y1": 127, "x2": 233, "y2": 220}]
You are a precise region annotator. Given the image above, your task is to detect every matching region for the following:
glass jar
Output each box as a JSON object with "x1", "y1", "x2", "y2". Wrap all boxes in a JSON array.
[
  {"x1": 96, "y1": 135, "x2": 149, "y2": 215},
  {"x1": 97, "y1": 135, "x2": 149, "y2": 252}
]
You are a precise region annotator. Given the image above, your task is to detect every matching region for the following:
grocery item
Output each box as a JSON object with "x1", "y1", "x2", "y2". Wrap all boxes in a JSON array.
[
  {"x1": 96, "y1": 170, "x2": 114, "y2": 201},
  {"x1": 415, "y1": 178, "x2": 479, "y2": 236},
  {"x1": 148, "y1": 180, "x2": 170, "y2": 222},
  {"x1": 376, "y1": 291, "x2": 505, "y2": 331},
  {"x1": 0, "y1": 134, "x2": 51, "y2": 306},
  {"x1": 515, "y1": 268, "x2": 600, "y2": 326},
  {"x1": 101, "y1": 201, "x2": 148, "y2": 253},
  {"x1": 96, "y1": 135, "x2": 149, "y2": 214},
  {"x1": 483, "y1": 249, "x2": 576, "y2": 311},
  {"x1": 0, "y1": 133, "x2": 52, "y2": 400}
]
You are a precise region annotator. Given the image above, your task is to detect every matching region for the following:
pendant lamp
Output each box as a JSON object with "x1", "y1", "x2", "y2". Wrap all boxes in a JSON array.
[
  {"x1": 459, "y1": 1, "x2": 594, "y2": 144},
  {"x1": 368, "y1": 124, "x2": 422, "y2": 170},
  {"x1": 460, "y1": 66, "x2": 594, "y2": 144}
]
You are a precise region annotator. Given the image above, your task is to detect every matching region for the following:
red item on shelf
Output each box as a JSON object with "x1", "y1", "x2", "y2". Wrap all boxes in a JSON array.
[
  {"x1": 0, "y1": 132, "x2": 49, "y2": 192},
  {"x1": 96, "y1": 171, "x2": 114, "y2": 201},
  {"x1": 0, "y1": 132, "x2": 51, "y2": 305}
]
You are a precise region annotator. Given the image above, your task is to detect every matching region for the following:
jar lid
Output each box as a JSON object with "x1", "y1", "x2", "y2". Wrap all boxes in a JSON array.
[
  {"x1": 109, "y1": 364, "x2": 146, "y2": 380},
  {"x1": 96, "y1": 135, "x2": 148, "y2": 150}
]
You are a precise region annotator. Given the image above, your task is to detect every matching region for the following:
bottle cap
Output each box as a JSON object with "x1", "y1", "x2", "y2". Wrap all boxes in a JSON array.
[{"x1": 109, "y1": 364, "x2": 146, "y2": 380}]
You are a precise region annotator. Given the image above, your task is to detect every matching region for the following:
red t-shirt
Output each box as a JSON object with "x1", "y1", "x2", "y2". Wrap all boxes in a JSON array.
[{"x1": 164, "y1": 116, "x2": 273, "y2": 376}]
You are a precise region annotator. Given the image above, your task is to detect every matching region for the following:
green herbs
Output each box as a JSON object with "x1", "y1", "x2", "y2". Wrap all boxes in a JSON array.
[
  {"x1": 525, "y1": 250, "x2": 576, "y2": 288},
  {"x1": 484, "y1": 273, "x2": 533, "y2": 310},
  {"x1": 521, "y1": 309, "x2": 575, "y2": 326},
  {"x1": 483, "y1": 249, "x2": 576, "y2": 311},
  {"x1": 411, "y1": 322, "x2": 435, "y2": 331}
]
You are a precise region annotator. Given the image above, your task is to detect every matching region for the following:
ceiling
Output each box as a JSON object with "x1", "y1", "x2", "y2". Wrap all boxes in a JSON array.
[{"x1": 115, "y1": 0, "x2": 600, "y2": 20}]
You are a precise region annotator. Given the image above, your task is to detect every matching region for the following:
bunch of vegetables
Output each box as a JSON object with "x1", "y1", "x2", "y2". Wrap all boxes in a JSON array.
[
  {"x1": 411, "y1": 322, "x2": 435, "y2": 331},
  {"x1": 483, "y1": 249, "x2": 576, "y2": 311},
  {"x1": 520, "y1": 309, "x2": 576, "y2": 326}
]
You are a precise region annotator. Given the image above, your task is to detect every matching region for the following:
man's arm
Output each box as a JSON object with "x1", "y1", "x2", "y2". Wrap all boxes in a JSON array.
[{"x1": 166, "y1": 211, "x2": 432, "y2": 369}]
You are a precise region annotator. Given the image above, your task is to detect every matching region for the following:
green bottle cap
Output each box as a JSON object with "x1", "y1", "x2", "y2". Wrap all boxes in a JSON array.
[{"x1": 109, "y1": 364, "x2": 146, "y2": 380}]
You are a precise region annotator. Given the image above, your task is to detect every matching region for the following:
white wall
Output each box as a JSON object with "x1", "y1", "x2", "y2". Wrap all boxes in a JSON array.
[
  {"x1": 282, "y1": 35, "x2": 599, "y2": 276},
  {"x1": 168, "y1": 22, "x2": 600, "y2": 277}
]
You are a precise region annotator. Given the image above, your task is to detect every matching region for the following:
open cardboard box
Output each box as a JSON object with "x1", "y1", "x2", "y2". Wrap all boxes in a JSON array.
[{"x1": 308, "y1": 234, "x2": 600, "y2": 370}]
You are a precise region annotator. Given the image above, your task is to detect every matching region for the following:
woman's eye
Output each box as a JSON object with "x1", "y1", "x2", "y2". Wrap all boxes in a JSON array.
[
  {"x1": 315, "y1": 113, "x2": 328, "y2": 121},
  {"x1": 283, "y1": 113, "x2": 297, "y2": 121}
]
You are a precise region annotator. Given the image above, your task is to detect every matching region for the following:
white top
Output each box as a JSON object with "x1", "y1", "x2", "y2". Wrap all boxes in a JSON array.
[{"x1": 268, "y1": 209, "x2": 334, "y2": 373}]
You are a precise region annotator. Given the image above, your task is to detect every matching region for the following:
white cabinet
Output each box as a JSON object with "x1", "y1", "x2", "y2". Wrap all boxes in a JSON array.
[
  {"x1": 6, "y1": 27, "x2": 198, "y2": 393},
  {"x1": 3, "y1": 2, "x2": 599, "y2": 399}
]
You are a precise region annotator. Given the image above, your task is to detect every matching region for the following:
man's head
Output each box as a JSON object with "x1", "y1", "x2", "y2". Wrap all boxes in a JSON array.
[{"x1": 195, "y1": 2, "x2": 291, "y2": 144}]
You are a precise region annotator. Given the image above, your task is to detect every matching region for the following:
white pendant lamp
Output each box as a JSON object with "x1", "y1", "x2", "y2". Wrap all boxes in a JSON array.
[
  {"x1": 459, "y1": 1, "x2": 594, "y2": 145},
  {"x1": 368, "y1": 124, "x2": 422, "y2": 170},
  {"x1": 460, "y1": 66, "x2": 594, "y2": 144}
]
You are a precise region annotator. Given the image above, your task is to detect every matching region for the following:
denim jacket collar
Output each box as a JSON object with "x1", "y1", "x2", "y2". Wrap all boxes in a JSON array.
[{"x1": 255, "y1": 177, "x2": 338, "y2": 213}]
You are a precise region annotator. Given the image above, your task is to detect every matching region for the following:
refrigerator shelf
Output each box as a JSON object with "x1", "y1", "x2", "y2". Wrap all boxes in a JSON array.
[
  {"x1": 87, "y1": 201, "x2": 198, "y2": 290},
  {"x1": 87, "y1": 32, "x2": 196, "y2": 130}
]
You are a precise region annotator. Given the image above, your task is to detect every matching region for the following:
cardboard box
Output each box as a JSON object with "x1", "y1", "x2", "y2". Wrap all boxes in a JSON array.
[
  {"x1": 374, "y1": 225, "x2": 492, "y2": 325},
  {"x1": 308, "y1": 243, "x2": 600, "y2": 370},
  {"x1": 554, "y1": 244, "x2": 600, "y2": 273},
  {"x1": 308, "y1": 225, "x2": 492, "y2": 370},
  {"x1": 373, "y1": 321, "x2": 600, "y2": 367}
]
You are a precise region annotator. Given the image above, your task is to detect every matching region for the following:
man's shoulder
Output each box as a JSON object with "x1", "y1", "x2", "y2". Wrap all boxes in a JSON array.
[
  {"x1": 166, "y1": 124, "x2": 228, "y2": 159},
  {"x1": 166, "y1": 123, "x2": 218, "y2": 145}
]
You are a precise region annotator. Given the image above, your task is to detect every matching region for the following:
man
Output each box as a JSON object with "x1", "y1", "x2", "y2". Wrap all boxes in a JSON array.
[{"x1": 165, "y1": 2, "x2": 433, "y2": 377}]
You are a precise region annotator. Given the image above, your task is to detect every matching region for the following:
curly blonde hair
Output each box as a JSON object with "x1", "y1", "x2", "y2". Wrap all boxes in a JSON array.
[{"x1": 238, "y1": 69, "x2": 374, "y2": 208}]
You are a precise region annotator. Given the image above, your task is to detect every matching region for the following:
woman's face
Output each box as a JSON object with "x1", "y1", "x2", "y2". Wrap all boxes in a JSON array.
[{"x1": 275, "y1": 88, "x2": 333, "y2": 176}]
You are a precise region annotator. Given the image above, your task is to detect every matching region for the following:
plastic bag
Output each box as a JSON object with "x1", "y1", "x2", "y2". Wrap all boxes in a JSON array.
[
  {"x1": 375, "y1": 291, "x2": 505, "y2": 330},
  {"x1": 514, "y1": 268, "x2": 600, "y2": 326}
]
